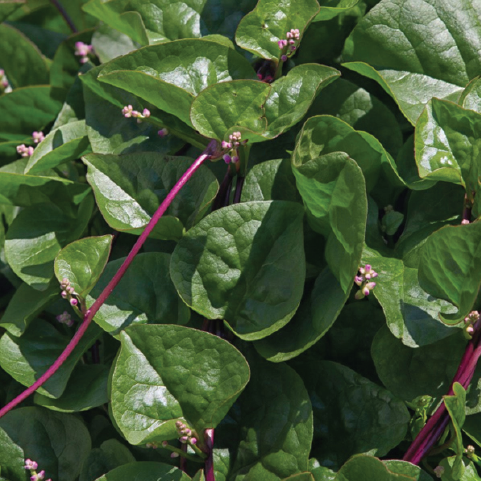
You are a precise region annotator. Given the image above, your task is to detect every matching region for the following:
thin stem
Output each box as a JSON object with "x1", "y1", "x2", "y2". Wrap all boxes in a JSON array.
[
  {"x1": 212, "y1": 166, "x2": 234, "y2": 211},
  {"x1": 204, "y1": 428, "x2": 215, "y2": 481},
  {"x1": 0, "y1": 148, "x2": 214, "y2": 419},
  {"x1": 233, "y1": 176, "x2": 245, "y2": 204},
  {"x1": 50, "y1": 0, "x2": 77, "y2": 33},
  {"x1": 180, "y1": 444, "x2": 187, "y2": 472},
  {"x1": 463, "y1": 194, "x2": 472, "y2": 223}
]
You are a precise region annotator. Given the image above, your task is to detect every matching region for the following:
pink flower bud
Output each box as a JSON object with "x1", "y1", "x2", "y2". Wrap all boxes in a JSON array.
[
  {"x1": 362, "y1": 286, "x2": 371, "y2": 297},
  {"x1": 223, "y1": 154, "x2": 232, "y2": 164},
  {"x1": 175, "y1": 421, "x2": 184, "y2": 428},
  {"x1": 190, "y1": 437, "x2": 197, "y2": 445},
  {"x1": 70, "y1": 298, "x2": 78, "y2": 307},
  {"x1": 32, "y1": 131, "x2": 45, "y2": 144},
  {"x1": 24, "y1": 459, "x2": 38, "y2": 470},
  {"x1": 180, "y1": 436, "x2": 188, "y2": 443},
  {"x1": 142, "y1": 109, "x2": 150, "y2": 118},
  {"x1": 281, "y1": 55, "x2": 288, "y2": 62},
  {"x1": 61, "y1": 290, "x2": 67, "y2": 298},
  {"x1": 278, "y1": 39, "x2": 288, "y2": 49},
  {"x1": 162, "y1": 440, "x2": 169, "y2": 447},
  {"x1": 171, "y1": 452, "x2": 179, "y2": 458},
  {"x1": 232, "y1": 156, "x2": 239, "y2": 163},
  {"x1": 462, "y1": 219, "x2": 470, "y2": 224},
  {"x1": 221, "y1": 141, "x2": 232, "y2": 149},
  {"x1": 158, "y1": 128, "x2": 169, "y2": 138},
  {"x1": 467, "y1": 325, "x2": 475, "y2": 335}
]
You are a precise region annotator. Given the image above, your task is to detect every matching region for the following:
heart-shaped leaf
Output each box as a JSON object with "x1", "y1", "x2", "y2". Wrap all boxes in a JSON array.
[{"x1": 96, "y1": 462, "x2": 191, "y2": 481}]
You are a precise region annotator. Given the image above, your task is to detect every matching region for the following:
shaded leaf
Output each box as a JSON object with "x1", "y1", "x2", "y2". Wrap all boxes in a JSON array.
[{"x1": 96, "y1": 462, "x2": 191, "y2": 481}]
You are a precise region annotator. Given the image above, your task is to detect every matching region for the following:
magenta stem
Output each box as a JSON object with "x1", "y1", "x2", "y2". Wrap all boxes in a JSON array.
[
  {"x1": 0, "y1": 151, "x2": 212, "y2": 419},
  {"x1": 50, "y1": 0, "x2": 78, "y2": 33},
  {"x1": 204, "y1": 428, "x2": 215, "y2": 481}
]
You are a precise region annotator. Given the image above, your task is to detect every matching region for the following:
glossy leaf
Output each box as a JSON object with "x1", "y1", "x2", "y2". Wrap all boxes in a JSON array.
[
  {"x1": 293, "y1": 150, "x2": 366, "y2": 294},
  {"x1": 342, "y1": 0, "x2": 481, "y2": 124},
  {"x1": 419, "y1": 222, "x2": 481, "y2": 324},
  {"x1": 0, "y1": 407, "x2": 91, "y2": 481},
  {"x1": 83, "y1": 153, "x2": 218, "y2": 240},
  {"x1": 110, "y1": 324, "x2": 250, "y2": 443},
  {"x1": 0, "y1": 23, "x2": 49, "y2": 88},
  {"x1": 96, "y1": 462, "x2": 191, "y2": 481},
  {"x1": 236, "y1": 0, "x2": 320, "y2": 60},
  {"x1": 171, "y1": 201, "x2": 305, "y2": 340},
  {"x1": 24, "y1": 120, "x2": 91, "y2": 174},
  {"x1": 0, "y1": 318, "x2": 101, "y2": 398},
  {"x1": 460, "y1": 77, "x2": 481, "y2": 113},
  {"x1": 87, "y1": 253, "x2": 190, "y2": 336},
  {"x1": 0, "y1": 426, "x2": 25, "y2": 481},
  {"x1": 301, "y1": 361, "x2": 409, "y2": 469},
  {"x1": 97, "y1": 39, "x2": 257, "y2": 126},
  {"x1": 439, "y1": 457, "x2": 480, "y2": 481},
  {"x1": 382, "y1": 460, "x2": 432, "y2": 481},
  {"x1": 315, "y1": 0, "x2": 359, "y2": 21},
  {"x1": 54, "y1": 235, "x2": 113, "y2": 300}
]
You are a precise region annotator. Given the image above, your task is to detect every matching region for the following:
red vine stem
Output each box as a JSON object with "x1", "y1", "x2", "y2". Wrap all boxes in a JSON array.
[
  {"x1": 204, "y1": 428, "x2": 215, "y2": 481},
  {"x1": 50, "y1": 0, "x2": 78, "y2": 33},
  {"x1": 0, "y1": 147, "x2": 216, "y2": 419}
]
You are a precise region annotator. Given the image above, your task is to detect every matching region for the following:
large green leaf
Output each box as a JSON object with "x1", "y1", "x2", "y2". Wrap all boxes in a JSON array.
[
  {"x1": 171, "y1": 201, "x2": 305, "y2": 340},
  {"x1": 4, "y1": 198, "x2": 94, "y2": 290},
  {"x1": 419, "y1": 222, "x2": 481, "y2": 324},
  {"x1": 342, "y1": 0, "x2": 481, "y2": 124},
  {"x1": 190, "y1": 80, "x2": 270, "y2": 141},
  {"x1": 0, "y1": 86, "x2": 63, "y2": 141},
  {"x1": 110, "y1": 324, "x2": 250, "y2": 443},
  {"x1": 0, "y1": 2, "x2": 25, "y2": 23},
  {"x1": 97, "y1": 39, "x2": 257, "y2": 127},
  {"x1": 460, "y1": 77, "x2": 481, "y2": 113},
  {"x1": 235, "y1": 0, "x2": 320, "y2": 60},
  {"x1": 54, "y1": 235, "x2": 113, "y2": 301},
  {"x1": 24, "y1": 120, "x2": 91, "y2": 174},
  {"x1": 382, "y1": 461, "x2": 432, "y2": 481},
  {"x1": 362, "y1": 247, "x2": 458, "y2": 348},
  {"x1": 83, "y1": 153, "x2": 218, "y2": 240},
  {"x1": 0, "y1": 318, "x2": 101, "y2": 398},
  {"x1": 0, "y1": 407, "x2": 91, "y2": 481},
  {"x1": 96, "y1": 462, "x2": 191, "y2": 481},
  {"x1": 254, "y1": 266, "x2": 348, "y2": 362},
  {"x1": 315, "y1": 0, "x2": 359, "y2": 21},
  {"x1": 292, "y1": 150, "x2": 366, "y2": 294},
  {"x1": 0, "y1": 426, "x2": 25, "y2": 481},
  {"x1": 229, "y1": 349, "x2": 313, "y2": 480},
  {"x1": 0, "y1": 23, "x2": 49, "y2": 88},
  {"x1": 87, "y1": 253, "x2": 190, "y2": 337},
  {"x1": 301, "y1": 361, "x2": 409, "y2": 469}
]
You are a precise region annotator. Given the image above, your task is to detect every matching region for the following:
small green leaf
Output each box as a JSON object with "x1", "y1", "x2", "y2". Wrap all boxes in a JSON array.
[
  {"x1": 54, "y1": 235, "x2": 113, "y2": 300},
  {"x1": 110, "y1": 324, "x2": 250, "y2": 443},
  {"x1": 83, "y1": 153, "x2": 218, "y2": 240},
  {"x1": 236, "y1": 0, "x2": 320, "y2": 60},
  {"x1": 91, "y1": 24, "x2": 139, "y2": 64},
  {"x1": 96, "y1": 462, "x2": 191, "y2": 481},
  {"x1": 439, "y1": 456, "x2": 480, "y2": 481},
  {"x1": 190, "y1": 80, "x2": 270, "y2": 141},
  {"x1": 87, "y1": 253, "x2": 190, "y2": 337},
  {"x1": 0, "y1": 407, "x2": 91, "y2": 481},
  {"x1": 419, "y1": 222, "x2": 481, "y2": 324},
  {"x1": 24, "y1": 120, "x2": 91, "y2": 174},
  {"x1": 300, "y1": 361, "x2": 409, "y2": 469},
  {"x1": 382, "y1": 460, "x2": 432, "y2": 481},
  {"x1": 0, "y1": 318, "x2": 101, "y2": 398},
  {"x1": 171, "y1": 201, "x2": 305, "y2": 340},
  {"x1": 0, "y1": 426, "x2": 25, "y2": 481}
]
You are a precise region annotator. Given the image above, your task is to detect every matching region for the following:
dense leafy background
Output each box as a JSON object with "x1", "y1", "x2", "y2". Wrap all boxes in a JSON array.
[{"x1": 1, "y1": 0, "x2": 481, "y2": 480}]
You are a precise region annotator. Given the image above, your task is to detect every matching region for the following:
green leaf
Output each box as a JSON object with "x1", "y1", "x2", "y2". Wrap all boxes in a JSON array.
[
  {"x1": 171, "y1": 201, "x2": 306, "y2": 341},
  {"x1": 83, "y1": 153, "x2": 218, "y2": 240},
  {"x1": 460, "y1": 77, "x2": 481, "y2": 113},
  {"x1": 110, "y1": 324, "x2": 250, "y2": 443},
  {"x1": 0, "y1": 2, "x2": 25, "y2": 23},
  {"x1": 315, "y1": 0, "x2": 359, "y2": 21},
  {"x1": 0, "y1": 86, "x2": 63, "y2": 141},
  {"x1": 309, "y1": 78, "x2": 403, "y2": 157},
  {"x1": 0, "y1": 426, "x2": 25, "y2": 481},
  {"x1": 4, "y1": 197, "x2": 94, "y2": 290},
  {"x1": 301, "y1": 361, "x2": 409, "y2": 469},
  {"x1": 91, "y1": 23, "x2": 139, "y2": 64},
  {"x1": 0, "y1": 23, "x2": 49, "y2": 88},
  {"x1": 190, "y1": 80, "x2": 270, "y2": 141},
  {"x1": 419, "y1": 222, "x2": 481, "y2": 324},
  {"x1": 382, "y1": 460, "x2": 432, "y2": 481},
  {"x1": 229, "y1": 349, "x2": 313, "y2": 480},
  {"x1": 0, "y1": 408, "x2": 90, "y2": 481},
  {"x1": 0, "y1": 280, "x2": 58, "y2": 337},
  {"x1": 97, "y1": 39, "x2": 257, "y2": 127},
  {"x1": 362, "y1": 248, "x2": 458, "y2": 348},
  {"x1": 309, "y1": 459, "x2": 336, "y2": 481},
  {"x1": 24, "y1": 120, "x2": 91, "y2": 174},
  {"x1": 96, "y1": 462, "x2": 191, "y2": 481},
  {"x1": 342, "y1": 0, "x2": 481, "y2": 124},
  {"x1": 87, "y1": 253, "x2": 190, "y2": 337},
  {"x1": 241, "y1": 158, "x2": 301, "y2": 203},
  {"x1": 0, "y1": 318, "x2": 101, "y2": 398},
  {"x1": 254, "y1": 266, "x2": 348, "y2": 362},
  {"x1": 54, "y1": 235, "x2": 113, "y2": 300},
  {"x1": 34, "y1": 364, "x2": 109, "y2": 413},
  {"x1": 235, "y1": 0, "x2": 320, "y2": 60},
  {"x1": 444, "y1": 383, "x2": 467, "y2": 480},
  {"x1": 292, "y1": 150, "x2": 366, "y2": 294},
  {"x1": 439, "y1": 457, "x2": 480, "y2": 481}
]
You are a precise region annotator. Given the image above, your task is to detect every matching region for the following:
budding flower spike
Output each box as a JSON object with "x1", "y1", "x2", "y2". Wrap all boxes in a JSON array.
[
  {"x1": 433, "y1": 466, "x2": 444, "y2": 478},
  {"x1": 277, "y1": 28, "x2": 301, "y2": 61},
  {"x1": 60, "y1": 278, "x2": 81, "y2": 309},
  {"x1": 17, "y1": 144, "x2": 34, "y2": 158},
  {"x1": 221, "y1": 132, "x2": 247, "y2": 164},
  {"x1": 56, "y1": 311, "x2": 74, "y2": 327},
  {"x1": 32, "y1": 131, "x2": 45, "y2": 144},
  {"x1": 354, "y1": 264, "x2": 378, "y2": 299},
  {"x1": 122, "y1": 106, "x2": 151, "y2": 123},
  {"x1": 74, "y1": 41, "x2": 93, "y2": 64},
  {"x1": 24, "y1": 459, "x2": 38, "y2": 470}
]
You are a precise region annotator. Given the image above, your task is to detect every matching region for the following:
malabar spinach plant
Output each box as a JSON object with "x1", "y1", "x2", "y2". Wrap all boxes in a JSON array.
[{"x1": 1, "y1": 0, "x2": 481, "y2": 480}]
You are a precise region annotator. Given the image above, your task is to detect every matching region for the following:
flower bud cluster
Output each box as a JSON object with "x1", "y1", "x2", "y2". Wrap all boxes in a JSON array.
[
  {"x1": 175, "y1": 420, "x2": 198, "y2": 446},
  {"x1": 354, "y1": 264, "x2": 378, "y2": 300},
  {"x1": 60, "y1": 278, "x2": 80, "y2": 308},
  {"x1": 433, "y1": 465, "x2": 444, "y2": 478},
  {"x1": 278, "y1": 29, "x2": 300, "y2": 62},
  {"x1": 17, "y1": 144, "x2": 34, "y2": 157},
  {"x1": 24, "y1": 459, "x2": 51, "y2": 481},
  {"x1": 464, "y1": 311, "x2": 480, "y2": 336},
  {"x1": 221, "y1": 131, "x2": 247, "y2": 164},
  {"x1": 145, "y1": 442, "x2": 158, "y2": 449},
  {"x1": 32, "y1": 131, "x2": 45, "y2": 144},
  {"x1": 56, "y1": 310, "x2": 74, "y2": 327},
  {"x1": 74, "y1": 42, "x2": 94, "y2": 64},
  {"x1": 121, "y1": 105, "x2": 151, "y2": 123}
]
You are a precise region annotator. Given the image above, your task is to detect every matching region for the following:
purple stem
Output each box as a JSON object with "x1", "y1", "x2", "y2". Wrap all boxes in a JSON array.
[
  {"x1": 204, "y1": 428, "x2": 215, "y2": 481},
  {"x1": 233, "y1": 176, "x2": 245, "y2": 204},
  {"x1": 0, "y1": 149, "x2": 213, "y2": 419},
  {"x1": 50, "y1": 0, "x2": 78, "y2": 33},
  {"x1": 403, "y1": 328, "x2": 481, "y2": 464}
]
